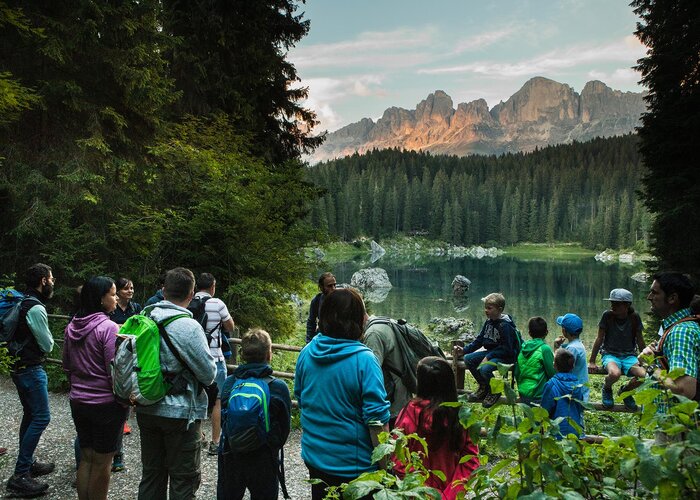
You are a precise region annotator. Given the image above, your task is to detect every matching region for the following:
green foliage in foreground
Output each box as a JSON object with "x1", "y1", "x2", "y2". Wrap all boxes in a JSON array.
[{"x1": 332, "y1": 363, "x2": 699, "y2": 499}]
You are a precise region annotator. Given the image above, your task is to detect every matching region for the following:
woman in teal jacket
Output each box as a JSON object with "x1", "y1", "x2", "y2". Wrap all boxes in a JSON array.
[{"x1": 295, "y1": 288, "x2": 390, "y2": 500}]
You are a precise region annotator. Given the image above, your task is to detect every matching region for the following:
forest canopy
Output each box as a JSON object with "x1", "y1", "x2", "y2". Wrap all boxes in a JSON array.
[
  {"x1": 0, "y1": 0, "x2": 321, "y2": 336},
  {"x1": 309, "y1": 135, "x2": 651, "y2": 251}
]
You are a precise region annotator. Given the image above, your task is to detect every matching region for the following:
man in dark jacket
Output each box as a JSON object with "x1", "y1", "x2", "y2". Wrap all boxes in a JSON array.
[
  {"x1": 305, "y1": 272, "x2": 336, "y2": 343},
  {"x1": 6, "y1": 264, "x2": 56, "y2": 497}
]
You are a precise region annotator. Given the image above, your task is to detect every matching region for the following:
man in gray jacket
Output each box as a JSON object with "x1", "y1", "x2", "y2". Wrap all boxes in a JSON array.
[{"x1": 136, "y1": 267, "x2": 216, "y2": 500}]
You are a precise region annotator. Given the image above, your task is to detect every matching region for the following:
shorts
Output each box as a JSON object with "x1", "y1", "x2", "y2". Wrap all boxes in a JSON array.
[
  {"x1": 215, "y1": 360, "x2": 227, "y2": 399},
  {"x1": 70, "y1": 400, "x2": 128, "y2": 454},
  {"x1": 602, "y1": 354, "x2": 640, "y2": 376}
]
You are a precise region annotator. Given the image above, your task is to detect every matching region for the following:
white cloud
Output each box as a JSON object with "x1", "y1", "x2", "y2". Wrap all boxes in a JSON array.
[
  {"x1": 295, "y1": 75, "x2": 387, "y2": 131},
  {"x1": 451, "y1": 26, "x2": 518, "y2": 54},
  {"x1": 290, "y1": 27, "x2": 438, "y2": 70},
  {"x1": 587, "y1": 67, "x2": 642, "y2": 88},
  {"x1": 419, "y1": 36, "x2": 646, "y2": 78}
]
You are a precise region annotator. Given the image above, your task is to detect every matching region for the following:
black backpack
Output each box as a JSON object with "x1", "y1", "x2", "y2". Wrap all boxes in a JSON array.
[
  {"x1": 365, "y1": 317, "x2": 446, "y2": 395},
  {"x1": 187, "y1": 295, "x2": 221, "y2": 344}
]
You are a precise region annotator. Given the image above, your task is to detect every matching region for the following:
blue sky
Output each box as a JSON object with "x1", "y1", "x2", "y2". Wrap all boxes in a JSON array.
[{"x1": 288, "y1": 0, "x2": 647, "y2": 133}]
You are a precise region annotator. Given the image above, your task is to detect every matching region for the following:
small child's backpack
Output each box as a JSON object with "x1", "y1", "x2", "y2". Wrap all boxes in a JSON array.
[
  {"x1": 112, "y1": 311, "x2": 190, "y2": 405},
  {"x1": 0, "y1": 289, "x2": 40, "y2": 356},
  {"x1": 222, "y1": 376, "x2": 273, "y2": 453}
]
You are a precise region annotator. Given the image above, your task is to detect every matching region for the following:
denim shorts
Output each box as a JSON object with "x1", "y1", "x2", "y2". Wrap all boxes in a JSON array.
[
  {"x1": 602, "y1": 354, "x2": 640, "y2": 376},
  {"x1": 215, "y1": 360, "x2": 227, "y2": 399}
]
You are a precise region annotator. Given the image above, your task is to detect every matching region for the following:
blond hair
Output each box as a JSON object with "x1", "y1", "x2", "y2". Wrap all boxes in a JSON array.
[
  {"x1": 482, "y1": 292, "x2": 505, "y2": 309},
  {"x1": 241, "y1": 328, "x2": 272, "y2": 363}
]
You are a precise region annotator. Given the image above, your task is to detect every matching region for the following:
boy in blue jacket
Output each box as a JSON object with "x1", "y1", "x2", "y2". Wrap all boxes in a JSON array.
[
  {"x1": 217, "y1": 329, "x2": 291, "y2": 500},
  {"x1": 457, "y1": 293, "x2": 520, "y2": 408},
  {"x1": 542, "y1": 348, "x2": 585, "y2": 439}
]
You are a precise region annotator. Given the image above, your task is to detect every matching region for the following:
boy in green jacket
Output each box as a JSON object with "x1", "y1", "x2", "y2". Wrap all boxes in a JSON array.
[{"x1": 515, "y1": 317, "x2": 556, "y2": 405}]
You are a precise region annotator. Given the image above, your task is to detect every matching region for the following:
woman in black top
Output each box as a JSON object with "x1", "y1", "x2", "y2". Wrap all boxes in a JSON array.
[{"x1": 110, "y1": 277, "x2": 142, "y2": 326}]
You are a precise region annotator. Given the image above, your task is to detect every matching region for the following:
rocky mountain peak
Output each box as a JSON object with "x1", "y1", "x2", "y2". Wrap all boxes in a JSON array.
[{"x1": 311, "y1": 77, "x2": 647, "y2": 163}]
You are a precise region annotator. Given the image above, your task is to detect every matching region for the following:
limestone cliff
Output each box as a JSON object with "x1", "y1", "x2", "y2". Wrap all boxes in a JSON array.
[{"x1": 312, "y1": 77, "x2": 646, "y2": 162}]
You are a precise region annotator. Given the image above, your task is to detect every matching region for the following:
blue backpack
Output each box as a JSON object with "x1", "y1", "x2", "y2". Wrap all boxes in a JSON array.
[
  {"x1": 0, "y1": 288, "x2": 39, "y2": 356},
  {"x1": 222, "y1": 376, "x2": 272, "y2": 453}
]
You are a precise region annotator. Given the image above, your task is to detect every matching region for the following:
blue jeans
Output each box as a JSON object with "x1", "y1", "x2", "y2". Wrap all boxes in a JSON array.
[
  {"x1": 464, "y1": 351, "x2": 503, "y2": 388},
  {"x1": 11, "y1": 365, "x2": 51, "y2": 475}
]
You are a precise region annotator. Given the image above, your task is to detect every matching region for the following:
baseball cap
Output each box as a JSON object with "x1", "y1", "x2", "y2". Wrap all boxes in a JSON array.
[
  {"x1": 556, "y1": 313, "x2": 583, "y2": 335},
  {"x1": 603, "y1": 288, "x2": 633, "y2": 303}
]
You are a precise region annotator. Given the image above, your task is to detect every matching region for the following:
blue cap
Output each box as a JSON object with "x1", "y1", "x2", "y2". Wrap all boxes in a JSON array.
[{"x1": 556, "y1": 313, "x2": 583, "y2": 335}]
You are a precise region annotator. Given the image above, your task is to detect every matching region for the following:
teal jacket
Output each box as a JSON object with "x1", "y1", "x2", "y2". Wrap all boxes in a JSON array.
[{"x1": 515, "y1": 338, "x2": 555, "y2": 400}]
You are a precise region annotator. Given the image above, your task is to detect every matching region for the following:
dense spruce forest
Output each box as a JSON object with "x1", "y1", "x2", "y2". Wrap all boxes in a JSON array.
[
  {"x1": 0, "y1": 1, "x2": 321, "y2": 336},
  {"x1": 309, "y1": 135, "x2": 651, "y2": 250}
]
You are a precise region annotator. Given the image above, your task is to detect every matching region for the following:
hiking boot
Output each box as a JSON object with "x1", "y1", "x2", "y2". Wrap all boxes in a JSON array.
[
  {"x1": 482, "y1": 392, "x2": 501, "y2": 409},
  {"x1": 468, "y1": 385, "x2": 488, "y2": 402},
  {"x1": 623, "y1": 395, "x2": 638, "y2": 411},
  {"x1": 6, "y1": 473, "x2": 49, "y2": 498},
  {"x1": 111, "y1": 453, "x2": 125, "y2": 473},
  {"x1": 602, "y1": 386, "x2": 614, "y2": 408},
  {"x1": 207, "y1": 441, "x2": 219, "y2": 456},
  {"x1": 29, "y1": 462, "x2": 55, "y2": 477}
]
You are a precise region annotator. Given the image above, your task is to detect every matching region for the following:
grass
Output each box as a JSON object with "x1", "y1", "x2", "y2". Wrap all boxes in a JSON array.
[{"x1": 501, "y1": 242, "x2": 597, "y2": 260}]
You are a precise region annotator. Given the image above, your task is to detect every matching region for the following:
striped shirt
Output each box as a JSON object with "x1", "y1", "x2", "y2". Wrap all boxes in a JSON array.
[{"x1": 193, "y1": 292, "x2": 232, "y2": 362}]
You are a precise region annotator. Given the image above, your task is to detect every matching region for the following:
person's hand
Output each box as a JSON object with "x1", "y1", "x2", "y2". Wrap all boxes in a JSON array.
[
  {"x1": 554, "y1": 336, "x2": 566, "y2": 348},
  {"x1": 587, "y1": 362, "x2": 598, "y2": 370},
  {"x1": 453, "y1": 345, "x2": 464, "y2": 358}
]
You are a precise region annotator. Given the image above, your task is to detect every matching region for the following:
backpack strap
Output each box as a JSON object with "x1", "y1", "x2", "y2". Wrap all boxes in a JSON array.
[
  {"x1": 655, "y1": 315, "x2": 700, "y2": 370},
  {"x1": 156, "y1": 314, "x2": 204, "y2": 390}
]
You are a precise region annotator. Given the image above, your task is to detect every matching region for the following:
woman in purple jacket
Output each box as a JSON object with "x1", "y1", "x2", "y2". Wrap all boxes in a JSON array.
[{"x1": 63, "y1": 276, "x2": 128, "y2": 500}]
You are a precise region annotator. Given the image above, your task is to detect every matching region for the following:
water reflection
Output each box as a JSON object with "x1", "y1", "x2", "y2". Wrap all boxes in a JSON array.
[{"x1": 329, "y1": 255, "x2": 649, "y2": 349}]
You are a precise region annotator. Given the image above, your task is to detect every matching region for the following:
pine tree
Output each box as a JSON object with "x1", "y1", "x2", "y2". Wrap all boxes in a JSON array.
[{"x1": 633, "y1": 0, "x2": 700, "y2": 278}]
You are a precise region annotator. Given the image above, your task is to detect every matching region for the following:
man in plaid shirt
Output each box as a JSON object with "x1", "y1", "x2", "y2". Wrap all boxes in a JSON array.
[{"x1": 647, "y1": 272, "x2": 699, "y2": 401}]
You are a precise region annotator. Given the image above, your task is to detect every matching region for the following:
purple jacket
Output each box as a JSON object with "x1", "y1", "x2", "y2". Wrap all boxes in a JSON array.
[{"x1": 63, "y1": 312, "x2": 119, "y2": 404}]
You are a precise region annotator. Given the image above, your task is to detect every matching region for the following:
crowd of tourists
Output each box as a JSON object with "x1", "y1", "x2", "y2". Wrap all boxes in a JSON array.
[{"x1": 1, "y1": 263, "x2": 698, "y2": 499}]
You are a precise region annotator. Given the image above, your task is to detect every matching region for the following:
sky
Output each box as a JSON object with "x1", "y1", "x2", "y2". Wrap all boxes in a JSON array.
[{"x1": 288, "y1": 0, "x2": 647, "y2": 133}]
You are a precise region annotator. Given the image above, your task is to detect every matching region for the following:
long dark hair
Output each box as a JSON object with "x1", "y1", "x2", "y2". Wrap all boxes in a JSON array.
[
  {"x1": 319, "y1": 287, "x2": 365, "y2": 340},
  {"x1": 415, "y1": 356, "x2": 464, "y2": 451},
  {"x1": 76, "y1": 276, "x2": 115, "y2": 317}
]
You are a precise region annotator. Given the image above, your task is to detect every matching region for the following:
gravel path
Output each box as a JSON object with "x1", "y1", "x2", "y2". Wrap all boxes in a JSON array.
[{"x1": 0, "y1": 378, "x2": 310, "y2": 499}]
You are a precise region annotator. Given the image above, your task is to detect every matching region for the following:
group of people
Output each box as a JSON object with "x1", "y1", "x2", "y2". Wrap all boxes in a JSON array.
[{"x1": 3, "y1": 263, "x2": 699, "y2": 499}]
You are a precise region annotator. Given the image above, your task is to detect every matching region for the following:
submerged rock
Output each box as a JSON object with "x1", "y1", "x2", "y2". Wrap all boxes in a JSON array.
[
  {"x1": 428, "y1": 317, "x2": 476, "y2": 341},
  {"x1": 452, "y1": 275, "x2": 471, "y2": 295},
  {"x1": 351, "y1": 268, "x2": 392, "y2": 289}
]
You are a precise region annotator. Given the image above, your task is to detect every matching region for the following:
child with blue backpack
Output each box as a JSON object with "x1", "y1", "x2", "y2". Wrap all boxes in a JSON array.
[{"x1": 217, "y1": 329, "x2": 291, "y2": 500}]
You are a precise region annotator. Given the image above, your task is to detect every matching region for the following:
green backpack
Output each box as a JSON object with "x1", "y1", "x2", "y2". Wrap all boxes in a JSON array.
[{"x1": 112, "y1": 310, "x2": 189, "y2": 406}]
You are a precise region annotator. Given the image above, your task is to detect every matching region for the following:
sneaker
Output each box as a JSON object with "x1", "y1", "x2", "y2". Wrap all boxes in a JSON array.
[
  {"x1": 468, "y1": 385, "x2": 488, "y2": 402},
  {"x1": 111, "y1": 454, "x2": 125, "y2": 473},
  {"x1": 623, "y1": 395, "x2": 638, "y2": 411},
  {"x1": 207, "y1": 441, "x2": 219, "y2": 456},
  {"x1": 123, "y1": 422, "x2": 131, "y2": 435},
  {"x1": 602, "y1": 386, "x2": 614, "y2": 408},
  {"x1": 29, "y1": 461, "x2": 55, "y2": 477},
  {"x1": 482, "y1": 392, "x2": 501, "y2": 409},
  {"x1": 6, "y1": 473, "x2": 49, "y2": 497}
]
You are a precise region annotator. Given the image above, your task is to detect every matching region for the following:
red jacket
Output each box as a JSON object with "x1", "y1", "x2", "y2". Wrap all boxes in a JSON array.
[{"x1": 393, "y1": 399, "x2": 479, "y2": 499}]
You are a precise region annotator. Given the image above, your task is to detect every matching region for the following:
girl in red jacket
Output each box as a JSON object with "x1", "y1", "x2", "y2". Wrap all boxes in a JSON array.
[{"x1": 393, "y1": 356, "x2": 480, "y2": 499}]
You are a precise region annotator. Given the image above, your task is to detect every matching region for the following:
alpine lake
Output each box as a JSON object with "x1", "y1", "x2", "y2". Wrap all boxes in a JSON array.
[{"x1": 325, "y1": 248, "x2": 651, "y2": 351}]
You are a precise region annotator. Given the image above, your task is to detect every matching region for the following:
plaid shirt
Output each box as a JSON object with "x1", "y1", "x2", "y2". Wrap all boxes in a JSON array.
[{"x1": 662, "y1": 308, "x2": 700, "y2": 379}]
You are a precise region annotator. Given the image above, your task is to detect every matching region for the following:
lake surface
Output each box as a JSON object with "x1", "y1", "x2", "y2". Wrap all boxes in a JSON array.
[{"x1": 328, "y1": 254, "x2": 650, "y2": 348}]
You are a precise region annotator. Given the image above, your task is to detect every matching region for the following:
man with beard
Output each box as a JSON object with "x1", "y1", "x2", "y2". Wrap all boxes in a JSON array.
[{"x1": 5, "y1": 263, "x2": 56, "y2": 497}]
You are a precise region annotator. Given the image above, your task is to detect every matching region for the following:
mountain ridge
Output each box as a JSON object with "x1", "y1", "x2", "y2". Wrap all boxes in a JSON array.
[{"x1": 312, "y1": 76, "x2": 646, "y2": 163}]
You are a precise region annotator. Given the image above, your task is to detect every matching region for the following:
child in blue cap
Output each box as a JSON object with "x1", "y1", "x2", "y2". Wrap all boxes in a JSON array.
[{"x1": 553, "y1": 313, "x2": 590, "y2": 402}]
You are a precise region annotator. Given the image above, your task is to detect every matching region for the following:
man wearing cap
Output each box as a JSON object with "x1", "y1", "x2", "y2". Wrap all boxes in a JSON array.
[
  {"x1": 554, "y1": 313, "x2": 590, "y2": 402},
  {"x1": 588, "y1": 288, "x2": 646, "y2": 409},
  {"x1": 646, "y1": 272, "x2": 699, "y2": 402}
]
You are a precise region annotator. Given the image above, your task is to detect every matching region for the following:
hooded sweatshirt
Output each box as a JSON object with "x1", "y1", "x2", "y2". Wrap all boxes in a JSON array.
[
  {"x1": 135, "y1": 302, "x2": 216, "y2": 424},
  {"x1": 464, "y1": 314, "x2": 519, "y2": 362},
  {"x1": 541, "y1": 372, "x2": 585, "y2": 439},
  {"x1": 514, "y1": 338, "x2": 556, "y2": 400},
  {"x1": 294, "y1": 333, "x2": 390, "y2": 478},
  {"x1": 63, "y1": 312, "x2": 119, "y2": 404},
  {"x1": 393, "y1": 399, "x2": 479, "y2": 500}
]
